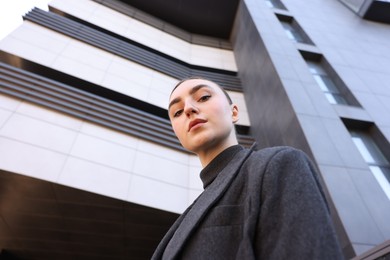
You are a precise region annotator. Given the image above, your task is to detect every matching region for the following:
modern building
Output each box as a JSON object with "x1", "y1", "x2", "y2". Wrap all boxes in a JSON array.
[{"x1": 0, "y1": 0, "x2": 389, "y2": 259}]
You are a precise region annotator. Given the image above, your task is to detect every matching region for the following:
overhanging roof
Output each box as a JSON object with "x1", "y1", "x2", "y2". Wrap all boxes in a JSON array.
[
  {"x1": 0, "y1": 170, "x2": 178, "y2": 260},
  {"x1": 117, "y1": 0, "x2": 240, "y2": 39}
]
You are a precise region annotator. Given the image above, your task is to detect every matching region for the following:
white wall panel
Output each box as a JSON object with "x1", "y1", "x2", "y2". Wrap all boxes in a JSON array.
[
  {"x1": 0, "y1": 108, "x2": 12, "y2": 129},
  {"x1": 188, "y1": 165, "x2": 203, "y2": 190},
  {"x1": 51, "y1": 54, "x2": 107, "y2": 86},
  {"x1": 159, "y1": 33, "x2": 190, "y2": 61},
  {"x1": 69, "y1": 133, "x2": 136, "y2": 172},
  {"x1": 0, "y1": 93, "x2": 22, "y2": 111},
  {"x1": 133, "y1": 151, "x2": 189, "y2": 187},
  {"x1": 221, "y1": 49, "x2": 239, "y2": 71},
  {"x1": 60, "y1": 40, "x2": 114, "y2": 71},
  {"x1": 16, "y1": 102, "x2": 83, "y2": 130},
  {"x1": 188, "y1": 155, "x2": 203, "y2": 201},
  {"x1": 106, "y1": 56, "x2": 154, "y2": 91},
  {"x1": 190, "y1": 44, "x2": 223, "y2": 68},
  {"x1": 100, "y1": 73, "x2": 149, "y2": 101},
  {"x1": 80, "y1": 121, "x2": 139, "y2": 149},
  {"x1": 0, "y1": 35, "x2": 59, "y2": 66},
  {"x1": 229, "y1": 91, "x2": 250, "y2": 126},
  {"x1": 126, "y1": 19, "x2": 163, "y2": 49},
  {"x1": 58, "y1": 157, "x2": 132, "y2": 200},
  {"x1": 91, "y1": 4, "x2": 131, "y2": 35},
  {"x1": 188, "y1": 189, "x2": 203, "y2": 205},
  {"x1": 136, "y1": 139, "x2": 189, "y2": 164},
  {"x1": 0, "y1": 113, "x2": 78, "y2": 154},
  {"x1": 0, "y1": 137, "x2": 67, "y2": 182},
  {"x1": 49, "y1": 0, "x2": 98, "y2": 19},
  {"x1": 149, "y1": 72, "x2": 179, "y2": 108},
  {"x1": 128, "y1": 175, "x2": 189, "y2": 213}
]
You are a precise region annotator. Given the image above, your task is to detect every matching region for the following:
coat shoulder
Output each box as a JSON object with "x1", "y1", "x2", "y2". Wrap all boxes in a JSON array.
[
  {"x1": 242, "y1": 145, "x2": 312, "y2": 177},
  {"x1": 249, "y1": 145, "x2": 306, "y2": 161}
]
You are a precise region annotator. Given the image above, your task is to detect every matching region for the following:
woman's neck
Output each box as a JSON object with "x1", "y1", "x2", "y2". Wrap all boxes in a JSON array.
[{"x1": 197, "y1": 136, "x2": 238, "y2": 167}]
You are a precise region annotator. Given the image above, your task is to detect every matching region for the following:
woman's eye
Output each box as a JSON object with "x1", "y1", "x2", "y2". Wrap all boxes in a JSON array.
[
  {"x1": 199, "y1": 95, "x2": 211, "y2": 102},
  {"x1": 173, "y1": 110, "x2": 183, "y2": 117}
]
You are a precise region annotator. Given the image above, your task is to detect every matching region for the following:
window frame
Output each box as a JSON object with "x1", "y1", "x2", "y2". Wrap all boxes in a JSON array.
[
  {"x1": 345, "y1": 124, "x2": 390, "y2": 201},
  {"x1": 301, "y1": 52, "x2": 361, "y2": 107}
]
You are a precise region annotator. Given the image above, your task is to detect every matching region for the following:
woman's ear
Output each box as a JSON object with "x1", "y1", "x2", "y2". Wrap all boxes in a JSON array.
[{"x1": 231, "y1": 104, "x2": 239, "y2": 123}]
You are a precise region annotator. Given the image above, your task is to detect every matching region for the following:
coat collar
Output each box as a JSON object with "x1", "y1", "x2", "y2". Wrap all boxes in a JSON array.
[{"x1": 152, "y1": 144, "x2": 256, "y2": 259}]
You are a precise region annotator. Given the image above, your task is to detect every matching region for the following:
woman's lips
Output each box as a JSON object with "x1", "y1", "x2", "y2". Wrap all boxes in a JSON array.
[{"x1": 188, "y1": 119, "x2": 207, "y2": 132}]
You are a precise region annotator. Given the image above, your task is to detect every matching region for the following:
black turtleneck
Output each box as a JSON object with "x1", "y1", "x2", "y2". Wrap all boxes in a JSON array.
[{"x1": 199, "y1": 145, "x2": 243, "y2": 189}]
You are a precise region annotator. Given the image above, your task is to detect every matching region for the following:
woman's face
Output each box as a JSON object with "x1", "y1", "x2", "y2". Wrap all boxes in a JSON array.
[{"x1": 168, "y1": 79, "x2": 238, "y2": 154}]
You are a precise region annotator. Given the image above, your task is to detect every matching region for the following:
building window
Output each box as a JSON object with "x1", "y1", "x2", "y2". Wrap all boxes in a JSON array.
[
  {"x1": 306, "y1": 61, "x2": 348, "y2": 105},
  {"x1": 338, "y1": 0, "x2": 390, "y2": 25},
  {"x1": 265, "y1": 0, "x2": 287, "y2": 10},
  {"x1": 275, "y1": 14, "x2": 312, "y2": 45},
  {"x1": 280, "y1": 21, "x2": 305, "y2": 43},
  {"x1": 300, "y1": 51, "x2": 361, "y2": 107},
  {"x1": 350, "y1": 129, "x2": 390, "y2": 200}
]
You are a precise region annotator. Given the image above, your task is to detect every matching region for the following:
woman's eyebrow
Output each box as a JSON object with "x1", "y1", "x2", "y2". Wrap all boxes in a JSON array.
[
  {"x1": 189, "y1": 84, "x2": 211, "y2": 95},
  {"x1": 168, "y1": 84, "x2": 212, "y2": 109}
]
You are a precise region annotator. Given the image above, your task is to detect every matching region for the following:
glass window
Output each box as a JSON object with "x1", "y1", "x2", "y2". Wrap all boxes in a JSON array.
[
  {"x1": 265, "y1": 0, "x2": 286, "y2": 9},
  {"x1": 281, "y1": 21, "x2": 305, "y2": 43},
  {"x1": 265, "y1": 0, "x2": 274, "y2": 8},
  {"x1": 307, "y1": 61, "x2": 348, "y2": 105},
  {"x1": 350, "y1": 130, "x2": 390, "y2": 200}
]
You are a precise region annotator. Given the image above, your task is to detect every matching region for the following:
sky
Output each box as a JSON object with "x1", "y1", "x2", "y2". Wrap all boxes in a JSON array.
[{"x1": 0, "y1": 0, "x2": 50, "y2": 40}]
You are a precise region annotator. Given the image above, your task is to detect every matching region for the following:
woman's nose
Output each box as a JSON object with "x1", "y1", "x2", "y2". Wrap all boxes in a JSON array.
[{"x1": 184, "y1": 101, "x2": 199, "y2": 117}]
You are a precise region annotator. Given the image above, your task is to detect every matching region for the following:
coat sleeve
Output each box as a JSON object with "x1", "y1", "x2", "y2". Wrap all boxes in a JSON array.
[{"x1": 255, "y1": 147, "x2": 344, "y2": 259}]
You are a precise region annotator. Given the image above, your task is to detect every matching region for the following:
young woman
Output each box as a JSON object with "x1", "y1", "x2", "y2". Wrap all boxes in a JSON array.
[{"x1": 152, "y1": 77, "x2": 343, "y2": 260}]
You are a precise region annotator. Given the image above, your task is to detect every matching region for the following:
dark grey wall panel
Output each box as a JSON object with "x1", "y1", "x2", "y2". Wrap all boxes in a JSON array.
[
  {"x1": 231, "y1": 2, "x2": 312, "y2": 156},
  {"x1": 231, "y1": 2, "x2": 353, "y2": 258}
]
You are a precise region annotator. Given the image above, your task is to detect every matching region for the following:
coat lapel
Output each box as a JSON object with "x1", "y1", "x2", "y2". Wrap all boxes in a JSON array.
[
  {"x1": 151, "y1": 202, "x2": 194, "y2": 260},
  {"x1": 160, "y1": 145, "x2": 255, "y2": 259}
]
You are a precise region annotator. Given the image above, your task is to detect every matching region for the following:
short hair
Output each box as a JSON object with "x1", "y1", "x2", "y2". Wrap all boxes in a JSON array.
[{"x1": 171, "y1": 76, "x2": 233, "y2": 105}]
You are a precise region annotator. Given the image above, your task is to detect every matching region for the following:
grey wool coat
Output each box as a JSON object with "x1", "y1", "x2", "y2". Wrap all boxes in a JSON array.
[{"x1": 152, "y1": 145, "x2": 344, "y2": 260}]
